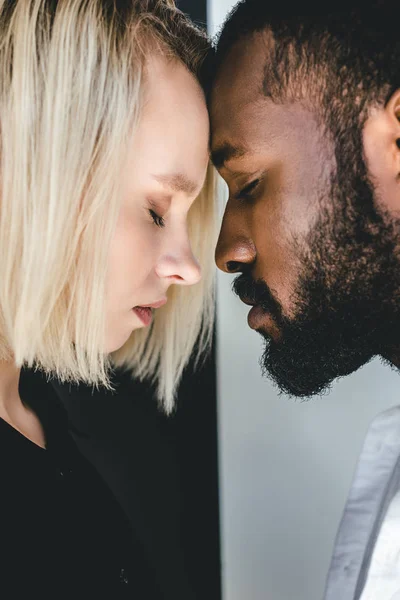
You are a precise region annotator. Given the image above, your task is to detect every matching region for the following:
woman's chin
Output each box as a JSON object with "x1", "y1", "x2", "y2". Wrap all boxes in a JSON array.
[{"x1": 105, "y1": 328, "x2": 134, "y2": 354}]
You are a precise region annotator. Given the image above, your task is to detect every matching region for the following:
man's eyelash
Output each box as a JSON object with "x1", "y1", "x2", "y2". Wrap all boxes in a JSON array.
[
  {"x1": 149, "y1": 209, "x2": 165, "y2": 228},
  {"x1": 236, "y1": 179, "x2": 261, "y2": 201}
]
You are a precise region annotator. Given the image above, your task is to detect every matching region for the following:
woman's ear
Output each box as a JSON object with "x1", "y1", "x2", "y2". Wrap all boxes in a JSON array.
[{"x1": 386, "y1": 88, "x2": 400, "y2": 149}]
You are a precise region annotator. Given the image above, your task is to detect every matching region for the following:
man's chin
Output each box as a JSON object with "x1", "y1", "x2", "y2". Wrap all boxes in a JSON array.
[
  {"x1": 260, "y1": 341, "x2": 374, "y2": 398},
  {"x1": 261, "y1": 363, "x2": 334, "y2": 398}
]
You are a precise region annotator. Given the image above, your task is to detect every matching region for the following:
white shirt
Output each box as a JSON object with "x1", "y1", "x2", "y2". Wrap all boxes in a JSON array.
[
  {"x1": 324, "y1": 406, "x2": 400, "y2": 600},
  {"x1": 359, "y1": 488, "x2": 400, "y2": 600}
]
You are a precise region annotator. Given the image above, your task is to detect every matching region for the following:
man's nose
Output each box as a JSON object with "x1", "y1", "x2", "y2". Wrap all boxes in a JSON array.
[{"x1": 215, "y1": 211, "x2": 256, "y2": 273}]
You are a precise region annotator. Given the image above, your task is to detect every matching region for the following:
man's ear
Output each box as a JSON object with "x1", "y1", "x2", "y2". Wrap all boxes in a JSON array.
[{"x1": 362, "y1": 88, "x2": 400, "y2": 212}]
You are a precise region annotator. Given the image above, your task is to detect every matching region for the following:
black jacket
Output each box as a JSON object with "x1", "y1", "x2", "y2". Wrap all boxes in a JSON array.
[
  {"x1": 0, "y1": 368, "x2": 158, "y2": 599},
  {"x1": 19, "y1": 359, "x2": 221, "y2": 600}
]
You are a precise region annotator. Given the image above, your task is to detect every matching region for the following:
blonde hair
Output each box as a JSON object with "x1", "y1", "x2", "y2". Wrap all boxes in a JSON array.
[{"x1": 0, "y1": 0, "x2": 218, "y2": 413}]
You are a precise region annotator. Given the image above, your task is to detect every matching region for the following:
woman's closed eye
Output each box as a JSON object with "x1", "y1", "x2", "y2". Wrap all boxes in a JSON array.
[{"x1": 149, "y1": 208, "x2": 165, "y2": 228}]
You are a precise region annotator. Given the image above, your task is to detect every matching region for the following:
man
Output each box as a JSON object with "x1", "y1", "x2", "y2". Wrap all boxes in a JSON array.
[{"x1": 211, "y1": 1, "x2": 400, "y2": 598}]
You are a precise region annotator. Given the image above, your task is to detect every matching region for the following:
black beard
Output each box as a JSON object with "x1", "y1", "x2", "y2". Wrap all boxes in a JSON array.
[{"x1": 233, "y1": 127, "x2": 400, "y2": 399}]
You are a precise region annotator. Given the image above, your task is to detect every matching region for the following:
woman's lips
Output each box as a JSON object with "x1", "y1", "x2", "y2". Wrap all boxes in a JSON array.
[
  {"x1": 132, "y1": 297, "x2": 167, "y2": 327},
  {"x1": 132, "y1": 306, "x2": 153, "y2": 327},
  {"x1": 146, "y1": 298, "x2": 167, "y2": 309}
]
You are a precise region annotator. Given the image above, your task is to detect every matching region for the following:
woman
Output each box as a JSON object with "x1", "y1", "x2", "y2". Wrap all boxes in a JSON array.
[{"x1": 0, "y1": 0, "x2": 216, "y2": 597}]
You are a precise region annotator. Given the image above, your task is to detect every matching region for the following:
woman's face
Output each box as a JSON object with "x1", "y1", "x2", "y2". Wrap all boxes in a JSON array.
[{"x1": 105, "y1": 55, "x2": 210, "y2": 352}]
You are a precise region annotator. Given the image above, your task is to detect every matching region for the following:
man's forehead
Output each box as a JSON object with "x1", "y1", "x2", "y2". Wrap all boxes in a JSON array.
[
  {"x1": 210, "y1": 100, "x2": 325, "y2": 173},
  {"x1": 212, "y1": 34, "x2": 266, "y2": 106},
  {"x1": 210, "y1": 32, "x2": 279, "y2": 150},
  {"x1": 211, "y1": 97, "x2": 297, "y2": 151}
]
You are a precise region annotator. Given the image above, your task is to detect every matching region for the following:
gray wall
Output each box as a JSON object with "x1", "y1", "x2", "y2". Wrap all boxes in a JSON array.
[{"x1": 209, "y1": 2, "x2": 400, "y2": 599}]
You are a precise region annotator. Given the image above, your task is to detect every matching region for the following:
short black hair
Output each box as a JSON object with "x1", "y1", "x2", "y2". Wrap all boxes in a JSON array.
[{"x1": 213, "y1": 0, "x2": 400, "y2": 126}]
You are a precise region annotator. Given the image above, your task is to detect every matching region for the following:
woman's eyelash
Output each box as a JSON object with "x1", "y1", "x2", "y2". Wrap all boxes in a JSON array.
[
  {"x1": 236, "y1": 178, "x2": 261, "y2": 201},
  {"x1": 149, "y1": 209, "x2": 165, "y2": 228}
]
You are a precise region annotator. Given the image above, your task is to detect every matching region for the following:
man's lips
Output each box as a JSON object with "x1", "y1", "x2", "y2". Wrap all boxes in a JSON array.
[
  {"x1": 239, "y1": 295, "x2": 257, "y2": 307},
  {"x1": 238, "y1": 295, "x2": 264, "y2": 329},
  {"x1": 239, "y1": 295, "x2": 276, "y2": 333},
  {"x1": 247, "y1": 304, "x2": 268, "y2": 331}
]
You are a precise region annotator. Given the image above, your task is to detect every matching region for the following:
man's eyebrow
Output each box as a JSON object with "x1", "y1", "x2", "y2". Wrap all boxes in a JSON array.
[
  {"x1": 211, "y1": 142, "x2": 248, "y2": 169},
  {"x1": 153, "y1": 173, "x2": 199, "y2": 196}
]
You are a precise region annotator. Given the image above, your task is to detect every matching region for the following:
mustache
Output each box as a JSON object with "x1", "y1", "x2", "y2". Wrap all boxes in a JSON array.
[{"x1": 232, "y1": 274, "x2": 284, "y2": 322}]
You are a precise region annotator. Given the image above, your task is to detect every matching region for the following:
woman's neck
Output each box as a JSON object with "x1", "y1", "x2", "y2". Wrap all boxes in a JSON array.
[
  {"x1": 0, "y1": 360, "x2": 46, "y2": 449},
  {"x1": 0, "y1": 360, "x2": 21, "y2": 418}
]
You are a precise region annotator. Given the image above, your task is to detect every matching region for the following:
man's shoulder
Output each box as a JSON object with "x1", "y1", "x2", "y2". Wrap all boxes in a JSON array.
[
  {"x1": 368, "y1": 404, "x2": 400, "y2": 424},
  {"x1": 363, "y1": 405, "x2": 400, "y2": 448}
]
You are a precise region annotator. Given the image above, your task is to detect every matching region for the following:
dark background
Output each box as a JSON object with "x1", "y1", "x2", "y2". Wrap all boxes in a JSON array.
[{"x1": 177, "y1": 0, "x2": 207, "y2": 27}]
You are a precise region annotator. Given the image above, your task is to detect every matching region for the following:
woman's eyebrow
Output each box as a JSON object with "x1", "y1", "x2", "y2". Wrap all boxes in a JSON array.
[{"x1": 152, "y1": 172, "x2": 200, "y2": 196}]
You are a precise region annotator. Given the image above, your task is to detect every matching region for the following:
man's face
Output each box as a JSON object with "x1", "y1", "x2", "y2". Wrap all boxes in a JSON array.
[{"x1": 212, "y1": 33, "x2": 400, "y2": 398}]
